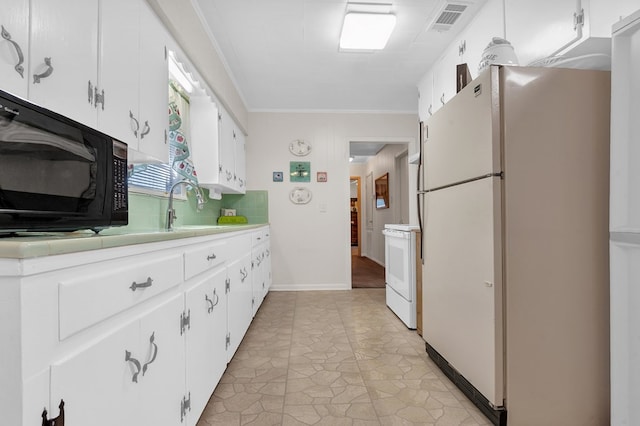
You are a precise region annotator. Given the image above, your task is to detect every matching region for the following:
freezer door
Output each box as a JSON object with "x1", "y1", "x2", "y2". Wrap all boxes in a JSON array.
[
  {"x1": 423, "y1": 67, "x2": 501, "y2": 190},
  {"x1": 423, "y1": 176, "x2": 504, "y2": 407}
]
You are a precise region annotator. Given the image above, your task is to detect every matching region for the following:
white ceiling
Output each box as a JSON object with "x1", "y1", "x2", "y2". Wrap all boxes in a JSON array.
[{"x1": 193, "y1": 0, "x2": 487, "y2": 113}]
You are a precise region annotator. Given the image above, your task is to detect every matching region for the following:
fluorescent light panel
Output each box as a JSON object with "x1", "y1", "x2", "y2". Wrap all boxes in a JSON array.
[{"x1": 340, "y1": 12, "x2": 396, "y2": 50}]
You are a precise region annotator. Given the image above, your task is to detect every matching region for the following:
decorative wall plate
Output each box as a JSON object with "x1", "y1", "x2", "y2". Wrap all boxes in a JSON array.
[
  {"x1": 289, "y1": 139, "x2": 312, "y2": 156},
  {"x1": 289, "y1": 187, "x2": 312, "y2": 204}
]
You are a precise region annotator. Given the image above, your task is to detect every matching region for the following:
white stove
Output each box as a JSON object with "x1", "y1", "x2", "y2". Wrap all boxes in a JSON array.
[{"x1": 382, "y1": 224, "x2": 419, "y2": 329}]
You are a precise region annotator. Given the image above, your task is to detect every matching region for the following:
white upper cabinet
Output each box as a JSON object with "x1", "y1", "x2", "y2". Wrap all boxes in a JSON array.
[
  {"x1": 0, "y1": 0, "x2": 29, "y2": 98},
  {"x1": 505, "y1": 0, "x2": 640, "y2": 66},
  {"x1": 2, "y1": 0, "x2": 168, "y2": 163},
  {"x1": 218, "y1": 106, "x2": 237, "y2": 190},
  {"x1": 417, "y1": 69, "x2": 433, "y2": 121},
  {"x1": 97, "y1": 0, "x2": 141, "y2": 148},
  {"x1": 134, "y1": 0, "x2": 169, "y2": 163},
  {"x1": 431, "y1": 45, "x2": 459, "y2": 115},
  {"x1": 28, "y1": 0, "x2": 99, "y2": 127},
  {"x1": 190, "y1": 95, "x2": 221, "y2": 191},
  {"x1": 190, "y1": 91, "x2": 247, "y2": 195},
  {"x1": 235, "y1": 127, "x2": 247, "y2": 192}
]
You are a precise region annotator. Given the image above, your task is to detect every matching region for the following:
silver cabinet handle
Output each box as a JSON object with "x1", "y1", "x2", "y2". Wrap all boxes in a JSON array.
[
  {"x1": 240, "y1": 267, "x2": 248, "y2": 282},
  {"x1": 1, "y1": 25, "x2": 24, "y2": 78},
  {"x1": 440, "y1": 94, "x2": 445, "y2": 105},
  {"x1": 140, "y1": 120, "x2": 150, "y2": 139},
  {"x1": 33, "y1": 57, "x2": 53, "y2": 83},
  {"x1": 212, "y1": 288, "x2": 219, "y2": 307},
  {"x1": 125, "y1": 350, "x2": 142, "y2": 383},
  {"x1": 141, "y1": 332, "x2": 158, "y2": 376},
  {"x1": 130, "y1": 277, "x2": 153, "y2": 291},
  {"x1": 428, "y1": 104, "x2": 433, "y2": 116},
  {"x1": 129, "y1": 110, "x2": 139, "y2": 137},
  {"x1": 205, "y1": 294, "x2": 214, "y2": 313},
  {"x1": 207, "y1": 253, "x2": 216, "y2": 261}
]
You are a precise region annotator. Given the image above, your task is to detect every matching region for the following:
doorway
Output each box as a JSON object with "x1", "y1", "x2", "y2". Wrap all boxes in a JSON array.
[
  {"x1": 350, "y1": 176, "x2": 361, "y2": 257},
  {"x1": 350, "y1": 174, "x2": 385, "y2": 288}
]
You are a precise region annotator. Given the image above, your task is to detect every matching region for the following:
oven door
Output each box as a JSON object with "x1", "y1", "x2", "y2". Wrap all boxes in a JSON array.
[{"x1": 383, "y1": 228, "x2": 413, "y2": 301}]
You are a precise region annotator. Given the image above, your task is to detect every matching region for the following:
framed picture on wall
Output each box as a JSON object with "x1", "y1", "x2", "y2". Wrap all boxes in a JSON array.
[
  {"x1": 290, "y1": 161, "x2": 311, "y2": 182},
  {"x1": 317, "y1": 171, "x2": 327, "y2": 182}
]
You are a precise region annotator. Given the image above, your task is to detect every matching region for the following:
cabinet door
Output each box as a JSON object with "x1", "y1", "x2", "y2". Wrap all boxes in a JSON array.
[
  {"x1": 0, "y1": 0, "x2": 29, "y2": 98},
  {"x1": 190, "y1": 95, "x2": 221, "y2": 188},
  {"x1": 251, "y1": 244, "x2": 267, "y2": 316},
  {"x1": 417, "y1": 70, "x2": 433, "y2": 121},
  {"x1": 29, "y1": 0, "x2": 98, "y2": 126},
  {"x1": 138, "y1": 294, "x2": 185, "y2": 426},
  {"x1": 50, "y1": 319, "x2": 139, "y2": 426},
  {"x1": 459, "y1": 0, "x2": 505, "y2": 80},
  {"x1": 136, "y1": 0, "x2": 169, "y2": 163},
  {"x1": 218, "y1": 107, "x2": 236, "y2": 190},
  {"x1": 235, "y1": 128, "x2": 246, "y2": 193},
  {"x1": 504, "y1": 0, "x2": 580, "y2": 66},
  {"x1": 226, "y1": 252, "x2": 252, "y2": 361},
  {"x1": 431, "y1": 46, "x2": 459, "y2": 113},
  {"x1": 185, "y1": 266, "x2": 228, "y2": 426},
  {"x1": 98, "y1": 0, "x2": 140, "y2": 147}
]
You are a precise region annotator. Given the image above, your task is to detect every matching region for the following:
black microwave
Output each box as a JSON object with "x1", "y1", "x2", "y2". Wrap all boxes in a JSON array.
[{"x1": 0, "y1": 89, "x2": 128, "y2": 233}]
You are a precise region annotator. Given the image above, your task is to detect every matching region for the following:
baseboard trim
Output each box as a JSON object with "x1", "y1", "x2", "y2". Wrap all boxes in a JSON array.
[{"x1": 270, "y1": 283, "x2": 351, "y2": 291}]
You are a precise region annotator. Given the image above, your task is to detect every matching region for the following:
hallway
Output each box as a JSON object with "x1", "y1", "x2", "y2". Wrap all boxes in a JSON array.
[
  {"x1": 351, "y1": 248, "x2": 385, "y2": 288},
  {"x1": 196, "y1": 289, "x2": 491, "y2": 425}
]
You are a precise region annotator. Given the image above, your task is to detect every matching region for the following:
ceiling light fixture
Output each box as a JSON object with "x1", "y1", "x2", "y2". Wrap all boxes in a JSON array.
[
  {"x1": 339, "y1": 3, "x2": 396, "y2": 51},
  {"x1": 168, "y1": 56, "x2": 194, "y2": 93}
]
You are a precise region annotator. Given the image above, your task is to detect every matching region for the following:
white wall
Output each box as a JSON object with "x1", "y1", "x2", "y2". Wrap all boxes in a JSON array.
[{"x1": 246, "y1": 112, "x2": 417, "y2": 290}]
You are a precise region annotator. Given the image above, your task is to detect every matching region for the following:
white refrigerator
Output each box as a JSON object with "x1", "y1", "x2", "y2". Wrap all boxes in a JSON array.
[
  {"x1": 418, "y1": 65, "x2": 611, "y2": 425},
  {"x1": 609, "y1": 8, "x2": 640, "y2": 426}
]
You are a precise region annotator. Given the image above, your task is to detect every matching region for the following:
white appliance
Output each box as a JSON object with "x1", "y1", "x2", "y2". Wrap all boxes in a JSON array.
[
  {"x1": 382, "y1": 224, "x2": 419, "y2": 329},
  {"x1": 609, "y1": 9, "x2": 640, "y2": 426},
  {"x1": 417, "y1": 65, "x2": 611, "y2": 425}
]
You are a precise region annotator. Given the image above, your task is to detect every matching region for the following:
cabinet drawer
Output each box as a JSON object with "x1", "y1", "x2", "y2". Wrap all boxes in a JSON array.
[
  {"x1": 184, "y1": 240, "x2": 226, "y2": 280},
  {"x1": 58, "y1": 253, "x2": 183, "y2": 340},
  {"x1": 251, "y1": 230, "x2": 266, "y2": 247},
  {"x1": 227, "y1": 234, "x2": 252, "y2": 259}
]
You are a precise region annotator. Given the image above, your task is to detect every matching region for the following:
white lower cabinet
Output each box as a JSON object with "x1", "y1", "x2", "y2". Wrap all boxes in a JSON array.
[
  {"x1": 184, "y1": 265, "x2": 228, "y2": 426},
  {"x1": 0, "y1": 225, "x2": 270, "y2": 426},
  {"x1": 251, "y1": 229, "x2": 271, "y2": 317},
  {"x1": 50, "y1": 293, "x2": 185, "y2": 426},
  {"x1": 226, "y1": 250, "x2": 253, "y2": 362}
]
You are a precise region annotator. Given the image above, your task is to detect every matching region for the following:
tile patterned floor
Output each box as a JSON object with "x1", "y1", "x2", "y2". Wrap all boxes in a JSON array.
[{"x1": 197, "y1": 289, "x2": 492, "y2": 426}]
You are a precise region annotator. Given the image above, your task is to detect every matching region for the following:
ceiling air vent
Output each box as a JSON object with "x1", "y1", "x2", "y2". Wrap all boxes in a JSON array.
[{"x1": 430, "y1": 1, "x2": 469, "y2": 31}]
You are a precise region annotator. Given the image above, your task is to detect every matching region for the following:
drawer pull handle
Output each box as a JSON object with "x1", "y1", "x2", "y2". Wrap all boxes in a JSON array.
[
  {"x1": 41, "y1": 399, "x2": 65, "y2": 426},
  {"x1": 130, "y1": 277, "x2": 153, "y2": 291},
  {"x1": 125, "y1": 350, "x2": 142, "y2": 383},
  {"x1": 142, "y1": 332, "x2": 158, "y2": 376},
  {"x1": 207, "y1": 253, "x2": 216, "y2": 261},
  {"x1": 33, "y1": 57, "x2": 53, "y2": 84},
  {"x1": 240, "y1": 267, "x2": 248, "y2": 282},
  {"x1": 1, "y1": 25, "x2": 24, "y2": 78}
]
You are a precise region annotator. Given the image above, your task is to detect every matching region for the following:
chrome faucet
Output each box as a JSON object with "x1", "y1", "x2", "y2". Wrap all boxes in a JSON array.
[{"x1": 166, "y1": 180, "x2": 205, "y2": 230}]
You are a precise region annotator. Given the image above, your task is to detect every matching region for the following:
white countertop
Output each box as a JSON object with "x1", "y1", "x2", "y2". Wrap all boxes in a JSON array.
[{"x1": 0, "y1": 224, "x2": 266, "y2": 259}]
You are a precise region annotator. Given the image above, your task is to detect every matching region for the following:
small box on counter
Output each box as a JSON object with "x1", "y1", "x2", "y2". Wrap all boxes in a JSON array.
[{"x1": 221, "y1": 209, "x2": 236, "y2": 216}]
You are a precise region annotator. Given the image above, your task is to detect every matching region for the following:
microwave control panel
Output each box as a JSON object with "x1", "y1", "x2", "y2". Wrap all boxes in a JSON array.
[{"x1": 112, "y1": 140, "x2": 128, "y2": 213}]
